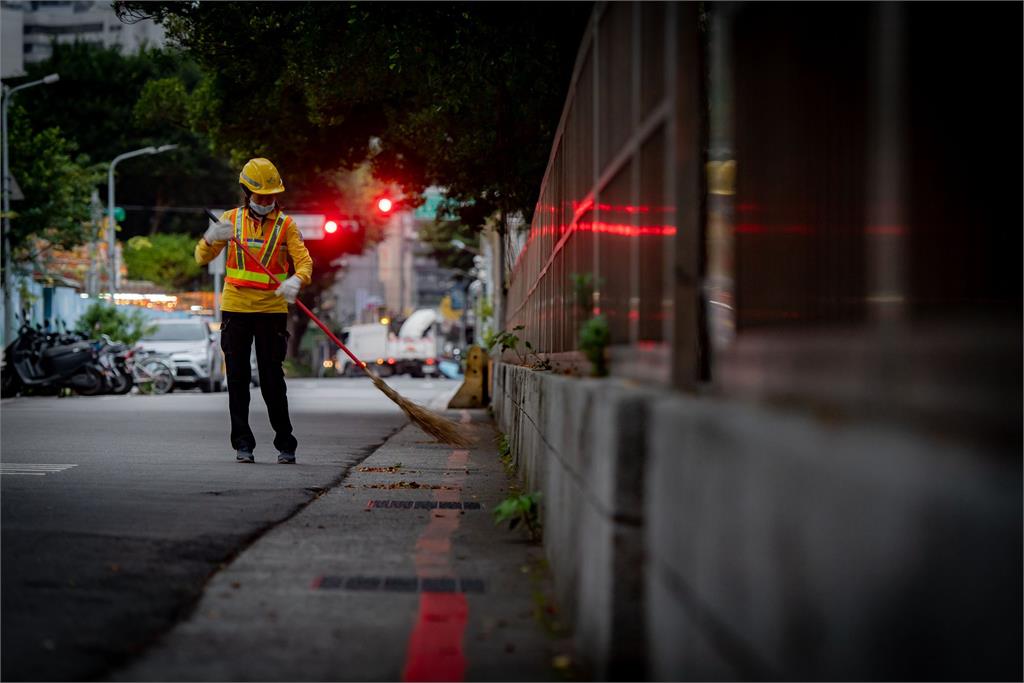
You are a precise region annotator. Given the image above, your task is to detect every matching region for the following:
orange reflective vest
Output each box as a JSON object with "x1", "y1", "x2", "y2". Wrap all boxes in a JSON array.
[{"x1": 224, "y1": 207, "x2": 290, "y2": 290}]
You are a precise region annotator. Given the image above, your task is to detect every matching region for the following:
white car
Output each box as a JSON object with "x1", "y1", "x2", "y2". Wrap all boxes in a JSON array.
[{"x1": 138, "y1": 318, "x2": 224, "y2": 392}]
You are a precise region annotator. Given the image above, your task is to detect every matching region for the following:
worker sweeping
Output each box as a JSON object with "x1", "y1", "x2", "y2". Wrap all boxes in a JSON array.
[{"x1": 196, "y1": 158, "x2": 311, "y2": 464}]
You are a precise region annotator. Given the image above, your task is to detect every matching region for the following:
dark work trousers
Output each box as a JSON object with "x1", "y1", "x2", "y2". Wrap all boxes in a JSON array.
[{"x1": 220, "y1": 311, "x2": 297, "y2": 455}]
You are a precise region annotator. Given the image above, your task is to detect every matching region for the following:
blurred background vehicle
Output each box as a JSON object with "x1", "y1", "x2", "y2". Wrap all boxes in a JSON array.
[
  {"x1": 391, "y1": 308, "x2": 441, "y2": 379},
  {"x1": 138, "y1": 318, "x2": 223, "y2": 392},
  {"x1": 336, "y1": 322, "x2": 392, "y2": 377}
]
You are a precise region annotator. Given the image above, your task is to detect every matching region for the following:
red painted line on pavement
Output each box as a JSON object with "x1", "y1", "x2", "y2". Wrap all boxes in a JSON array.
[{"x1": 402, "y1": 412, "x2": 472, "y2": 682}]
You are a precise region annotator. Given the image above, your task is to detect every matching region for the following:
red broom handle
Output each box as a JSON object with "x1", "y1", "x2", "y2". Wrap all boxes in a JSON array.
[{"x1": 228, "y1": 235, "x2": 363, "y2": 368}]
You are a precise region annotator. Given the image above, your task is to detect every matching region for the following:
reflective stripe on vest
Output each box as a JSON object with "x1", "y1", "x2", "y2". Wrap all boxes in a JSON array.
[{"x1": 225, "y1": 208, "x2": 289, "y2": 288}]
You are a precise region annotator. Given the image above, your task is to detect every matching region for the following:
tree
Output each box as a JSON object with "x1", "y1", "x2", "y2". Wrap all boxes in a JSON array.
[
  {"x1": 15, "y1": 42, "x2": 238, "y2": 240},
  {"x1": 123, "y1": 234, "x2": 202, "y2": 289},
  {"x1": 5, "y1": 104, "x2": 103, "y2": 274},
  {"x1": 113, "y1": 2, "x2": 590, "y2": 228}
]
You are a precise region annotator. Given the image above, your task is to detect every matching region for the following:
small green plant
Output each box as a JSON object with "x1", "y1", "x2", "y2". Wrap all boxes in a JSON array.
[
  {"x1": 496, "y1": 432, "x2": 511, "y2": 459},
  {"x1": 76, "y1": 302, "x2": 155, "y2": 344},
  {"x1": 579, "y1": 315, "x2": 610, "y2": 377},
  {"x1": 481, "y1": 328, "x2": 498, "y2": 350},
  {"x1": 493, "y1": 492, "x2": 542, "y2": 542},
  {"x1": 487, "y1": 324, "x2": 524, "y2": 355},
  {"x1": 570, "y1": 272, "x2": 601, "y2": 311},
  {"x1": 496, "y1": 432, "x2": 514, "y2": 474},
  {"x1": 488, "y1": 325, "x2": 552, "y2": 371}
]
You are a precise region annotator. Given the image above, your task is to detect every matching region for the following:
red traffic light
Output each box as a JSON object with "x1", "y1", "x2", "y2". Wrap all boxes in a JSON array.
[
  {"x1": 324, "y1": 220, "x2": 338, "y2": 234},
  {"x1": 376, "y1": 198, "x2": 393, "y2": 214}
]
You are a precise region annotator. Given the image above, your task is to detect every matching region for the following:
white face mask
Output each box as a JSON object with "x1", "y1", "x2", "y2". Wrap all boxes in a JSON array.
[{"x1": 249, "y1": 199, "x2": 275, "y2": 216}]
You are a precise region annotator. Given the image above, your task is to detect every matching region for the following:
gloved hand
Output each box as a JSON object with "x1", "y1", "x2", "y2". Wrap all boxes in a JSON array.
[
  {"x1": 203, "y1": 221, "x2": 234, "y2": 243},
  {"x1": 275, "y1": 275, "x2": 302, "y2": 304}
]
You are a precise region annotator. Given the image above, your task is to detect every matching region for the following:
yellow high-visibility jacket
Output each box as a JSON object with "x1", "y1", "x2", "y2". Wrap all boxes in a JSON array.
[{"x1": 195, "y1": 207, "x2": 313, "y2": 314}]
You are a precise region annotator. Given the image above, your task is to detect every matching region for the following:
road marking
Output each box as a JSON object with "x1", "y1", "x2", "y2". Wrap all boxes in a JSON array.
[
  {"x1": 0, "y1": 463, "x2": 77, "y2": 476},
  {"x1": 402, "y1": 410, "x2": 472, "y2": 682}
]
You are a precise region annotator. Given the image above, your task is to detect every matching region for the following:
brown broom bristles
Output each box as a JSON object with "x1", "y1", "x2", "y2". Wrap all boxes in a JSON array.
[{"x1": 366, "y1": 370, "x2": 474, "y2": 448}]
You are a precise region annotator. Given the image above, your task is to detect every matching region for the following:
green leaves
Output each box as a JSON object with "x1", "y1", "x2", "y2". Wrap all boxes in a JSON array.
[
  {"x1": 493, "y1": 492, "x2": 541, "y2": 540},
  {"x1": 123, "y1": 234, "x2": 202, "y2": 290},
  {"x1": 579, "y1": 315, "x2": 610, "y2": 377},
  {"x1": 133, "y1": 77, "x2": 190, "y2": 129},
  {"x1": 76, "y1": 302, "x2": 155, "y2": 345},
  {"x1": 113, "y1": 1, "x2": 592, "y2": 233},
  {"x1": 6, "y1": 105, "x2": 102, "y2": 262},
  {"x1": 17, "y1": 41, "x2": 237, "y2": 239}
]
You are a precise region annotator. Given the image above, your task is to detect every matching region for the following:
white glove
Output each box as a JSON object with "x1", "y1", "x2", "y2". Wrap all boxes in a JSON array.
[
  {"x1": 203, "y1": 221, "x2": 234, "y2": 243},
  {"x1": 275, "y1": 275, "x2": 302, "y2": 304}
]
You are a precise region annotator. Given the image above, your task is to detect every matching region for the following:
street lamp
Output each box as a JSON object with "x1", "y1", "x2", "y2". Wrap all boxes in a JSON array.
[
  {"x1": 106, "y1": 144, "x2": 177, "y2": 295},
  {"x1": 1, "y1": 72, "x2": 59, "y2": 345}
]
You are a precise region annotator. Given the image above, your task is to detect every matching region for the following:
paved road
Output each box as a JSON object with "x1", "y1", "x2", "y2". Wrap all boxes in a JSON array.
[{"x1": 1, "y1": 377, "x2": 456, "y2": 681}]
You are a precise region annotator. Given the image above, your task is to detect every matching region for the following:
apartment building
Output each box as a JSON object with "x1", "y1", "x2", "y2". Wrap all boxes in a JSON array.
[{"x1": 1, "y1": 0, "x2": 165, "y2": 78}]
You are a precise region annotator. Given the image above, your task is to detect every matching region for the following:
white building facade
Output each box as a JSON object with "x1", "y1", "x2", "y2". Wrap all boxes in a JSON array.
[{"x1": 1, "y1": 0, "x2": 165, "y2": 78}]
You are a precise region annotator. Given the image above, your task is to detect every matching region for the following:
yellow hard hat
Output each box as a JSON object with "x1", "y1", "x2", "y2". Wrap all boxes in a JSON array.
[{"x1": 239, "y1": 158, "x2": 285, "y2": 195}]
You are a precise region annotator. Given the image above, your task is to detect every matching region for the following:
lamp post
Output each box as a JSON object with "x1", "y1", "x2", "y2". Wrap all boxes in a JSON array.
[
  {"x1": 106, "y1": 144, "x2": 177, "y2": 296},
  {"x1": 2, "y1": 72, "x2": 59, "y2": 346}
]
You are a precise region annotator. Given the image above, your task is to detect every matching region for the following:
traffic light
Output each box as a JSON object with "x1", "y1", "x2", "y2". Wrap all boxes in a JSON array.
[
  {"x1": 324, "y1": 219, "x2": 339, "y2": 235},
  {"x1": 376, "y1": 197, "x2": 393, "y2": 214}
]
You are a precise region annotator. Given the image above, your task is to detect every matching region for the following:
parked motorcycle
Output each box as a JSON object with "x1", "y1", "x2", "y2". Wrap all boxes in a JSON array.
[
  {"x1": 1, "y1": 323, "x2": 105, "y2": 397},
  {"x1": 94, "y1": 334, "x2": 133, "y2": 395}
]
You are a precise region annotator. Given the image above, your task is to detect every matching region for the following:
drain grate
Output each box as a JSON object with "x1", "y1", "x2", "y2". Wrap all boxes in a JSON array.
[
  {"x1": 313, "y1": 575, "x2": 486, "y2": 593},
  {"x1": 366, "y1": 500, "x2": 482, "y2": 510}
]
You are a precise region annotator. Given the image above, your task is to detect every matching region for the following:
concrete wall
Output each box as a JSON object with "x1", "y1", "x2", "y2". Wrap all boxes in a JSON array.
[{"x1": 492, "y1": 362, "x2": 1022, "y2": 681}]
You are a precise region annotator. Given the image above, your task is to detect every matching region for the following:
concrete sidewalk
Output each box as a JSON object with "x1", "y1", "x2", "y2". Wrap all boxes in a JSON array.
[{"x1": 108, "y1": 407, "x2": 571, "y2": 682}]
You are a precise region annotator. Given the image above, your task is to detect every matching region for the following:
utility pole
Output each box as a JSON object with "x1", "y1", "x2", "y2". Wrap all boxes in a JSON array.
[
  {"x1": 106, "y1": 144, "x2": 177, "y2": 297},
  {"x1": 87, "y1": 189, "x2": 101, "y2": 297},
  {"x1": 398, "y1": 211, "x2": 410, "y2": 318}
]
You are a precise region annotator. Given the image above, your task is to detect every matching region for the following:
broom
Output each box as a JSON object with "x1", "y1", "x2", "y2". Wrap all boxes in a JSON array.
[{"x1": 206, "y1": 209, "x2": 473, "y2": 448}]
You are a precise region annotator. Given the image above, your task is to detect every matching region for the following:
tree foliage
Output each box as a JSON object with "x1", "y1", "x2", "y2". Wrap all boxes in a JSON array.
[
  {"x1": 114, "y1": 2, "x2": 590, "y2": 231},
  {"x1": 123, "y1": 233, "x2": 202, "y2": 289},
  {"x1": 5, "y1": 104, "x2": 103, "y2": 266},
  {"x1": 15, "y1": 42, "x2": 238, "y2": 239}
]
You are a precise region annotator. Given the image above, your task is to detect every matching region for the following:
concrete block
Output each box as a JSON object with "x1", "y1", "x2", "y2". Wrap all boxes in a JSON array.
[
  {"x1": 543, "y1": 444, "x2": 583, "y2": 621},
  {"x1": 646, "y1": 395, "x2": 1022, "y2": 680},
  {"x1": 587, "y1": 386, "x2": 650, "y2": 521},
  {"x1": 493, "y1": 364, "x2": 655, "y2": 679},
  {"x1": 647, "y1": 559, "x2": 740, "y2": 682}
]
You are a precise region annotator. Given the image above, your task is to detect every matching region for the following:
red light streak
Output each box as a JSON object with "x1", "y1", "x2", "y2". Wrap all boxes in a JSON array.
[{"x1": 581, "y1": 222, "x2": 677, "y2": 237}]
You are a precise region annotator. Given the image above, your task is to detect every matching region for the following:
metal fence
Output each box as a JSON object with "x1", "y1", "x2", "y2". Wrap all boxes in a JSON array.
[
  {"x1": 503, "y1": 1, "x2": 1021, "y2": 429},
  {"x1": 503, "y1": 2, "x2": 686, "y2": 385}
]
